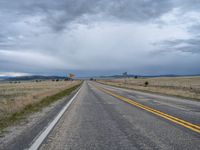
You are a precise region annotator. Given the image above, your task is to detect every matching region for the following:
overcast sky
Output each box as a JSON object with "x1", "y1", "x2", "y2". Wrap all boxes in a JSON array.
[{"x1": 0, "y1": 0, "x2": 200, "y2": 77}]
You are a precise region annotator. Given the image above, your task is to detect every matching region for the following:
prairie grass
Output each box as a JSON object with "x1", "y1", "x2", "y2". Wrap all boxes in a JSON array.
[
  {"x1": 0, "y1": 80, "x2": 81, "y2": 125},
  {"x1": 98, "y1": 76, "x2": 200, "y2": 100}
]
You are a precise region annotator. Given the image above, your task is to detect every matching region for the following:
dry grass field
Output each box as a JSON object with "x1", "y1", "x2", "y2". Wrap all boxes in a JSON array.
[
  {"x1": 98, "y1": 76, "x2": 200, "y2": 100},
  {"x1": 0, "y1": 80, "x2": 81, "y2": 120}
]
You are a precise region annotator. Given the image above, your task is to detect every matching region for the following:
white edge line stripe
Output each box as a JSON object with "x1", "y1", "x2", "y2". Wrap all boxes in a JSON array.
[{"x1": 28, "y1": 87, "x2": 81, "y2": 150}]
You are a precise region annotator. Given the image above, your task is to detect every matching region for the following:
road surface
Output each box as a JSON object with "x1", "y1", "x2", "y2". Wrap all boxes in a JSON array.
[{"x1": 38, "y1": 81, "x2": 200, "y2": 150}]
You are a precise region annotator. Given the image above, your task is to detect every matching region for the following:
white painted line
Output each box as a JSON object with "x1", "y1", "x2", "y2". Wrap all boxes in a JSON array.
[{"x1": 28, "y1": 87, "x2": 81, "y2": 150}]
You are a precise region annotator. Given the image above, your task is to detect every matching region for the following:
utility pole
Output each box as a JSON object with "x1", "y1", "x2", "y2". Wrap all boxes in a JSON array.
[{"x1": 123, "y1": 72, "x2": 128, "y2": 86}]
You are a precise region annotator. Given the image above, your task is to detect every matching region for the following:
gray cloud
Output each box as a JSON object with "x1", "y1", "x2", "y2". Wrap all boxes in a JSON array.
[
  {"x1": 0, "y1": 0, "x2": 174, "y2": 31},
  {"x1": 174, "y1": 0, "x2": 200, "y2": 11},
  {"x1": 0, "y1": 0, "x2": 200, "y2": 76},
  {"x1": 154, "y1": 36, "x2": 200, "y2": 54}
]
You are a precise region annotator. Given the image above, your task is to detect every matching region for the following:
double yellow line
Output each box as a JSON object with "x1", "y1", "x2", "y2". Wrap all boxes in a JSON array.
[{"x1": 97, "y1": 86, "x2": 200, "y2": 134}]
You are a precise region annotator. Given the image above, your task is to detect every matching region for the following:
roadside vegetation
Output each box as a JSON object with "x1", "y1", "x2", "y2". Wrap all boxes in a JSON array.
[
  {"x1": 0, "y1": 80, "x2": 81, "y2": 133},
  {"x1": 97, "y1": 76, "x2": 200, "y2": 101}
]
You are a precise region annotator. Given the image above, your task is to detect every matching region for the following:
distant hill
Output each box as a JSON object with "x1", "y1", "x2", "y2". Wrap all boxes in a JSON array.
[
  {"x1": 0, "y1": 76, "x2": 10, "y2": 80},
  {"x1": 97, "y1": 74, "x2": 200, "y2": 79},
  {"x1": 4, "y1": 75, "x2": 67, "y2": 81}
]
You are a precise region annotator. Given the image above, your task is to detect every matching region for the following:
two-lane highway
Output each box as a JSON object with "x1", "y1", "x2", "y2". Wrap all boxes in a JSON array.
[{"x1": 38, "y1": 81, "x2": 200, "y2": 150}]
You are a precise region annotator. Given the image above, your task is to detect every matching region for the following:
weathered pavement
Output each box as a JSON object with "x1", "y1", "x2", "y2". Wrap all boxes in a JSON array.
[{"x1": 39, "y1": 81, "x2": 200, "y2": 150}]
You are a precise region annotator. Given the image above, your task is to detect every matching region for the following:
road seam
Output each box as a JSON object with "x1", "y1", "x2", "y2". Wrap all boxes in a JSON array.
[
  {"x1": 28, "y1": 87, "x2": 81, "y2": 150},
  {"x1": 96, "y1": 86, "x2": 200, "y2": 134}
]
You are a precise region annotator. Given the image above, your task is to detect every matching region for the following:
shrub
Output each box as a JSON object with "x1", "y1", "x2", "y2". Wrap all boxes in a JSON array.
[{"x1": 144, "y1": 81, "x2": 149, "y2": 87}]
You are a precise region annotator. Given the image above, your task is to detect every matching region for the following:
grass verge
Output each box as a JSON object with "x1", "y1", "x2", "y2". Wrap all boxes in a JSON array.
[
  {"x1": 0, "y1": 83, "x2": 81, "y2": 133},
  {"x1": 97, "y1": 81, "x2": 200, "y2": 101}
]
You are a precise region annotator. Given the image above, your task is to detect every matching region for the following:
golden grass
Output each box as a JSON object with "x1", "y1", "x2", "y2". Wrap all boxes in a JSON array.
[
  {"x1": 0, "y1": 83, "x2": 81, "y2": 132},
  {"x1": 98, "y1": 76, "x2": 200, "y2": 100},
  {"x1": 0, "y1": 80, "x2": 81, "y2": 119}
]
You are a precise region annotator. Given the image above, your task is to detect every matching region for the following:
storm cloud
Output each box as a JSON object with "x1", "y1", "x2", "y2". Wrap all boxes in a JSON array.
[{"x1": 0, "y1": 0, "x2": 200, "y2": 76}]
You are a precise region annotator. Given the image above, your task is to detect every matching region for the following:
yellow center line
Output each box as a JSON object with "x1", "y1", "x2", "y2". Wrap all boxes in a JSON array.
[{"x1": 96, "y1": 86, "x2": 200, "y2": 134}]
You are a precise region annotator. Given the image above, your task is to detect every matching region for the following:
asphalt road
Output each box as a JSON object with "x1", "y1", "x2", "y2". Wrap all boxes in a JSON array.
[{"x1": 39, "y1": 81, "x2": 200, "y2": 150}]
